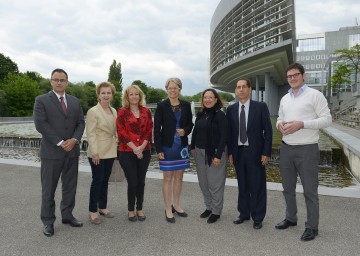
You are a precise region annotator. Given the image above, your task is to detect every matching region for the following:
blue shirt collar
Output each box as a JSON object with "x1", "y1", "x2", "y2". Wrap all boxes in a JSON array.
[{"x1": 288, "y1": 84, "x2": 307, "y2": 97}]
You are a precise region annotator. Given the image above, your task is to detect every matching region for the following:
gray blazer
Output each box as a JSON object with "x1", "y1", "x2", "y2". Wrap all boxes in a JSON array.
[{"x1": 33, "y1": 91, "x2": 85, "y2": 159}]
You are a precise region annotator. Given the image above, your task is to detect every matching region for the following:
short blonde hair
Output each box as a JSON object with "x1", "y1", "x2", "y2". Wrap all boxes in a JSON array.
[
  {"x1": 122, "y1": 84, "x2": 146, "y2": 108},
  {"x1": 96, "y1": 82, "x2": 116, "y2": 102}
]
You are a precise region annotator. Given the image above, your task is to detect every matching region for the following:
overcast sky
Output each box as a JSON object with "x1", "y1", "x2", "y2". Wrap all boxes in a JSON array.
[{"x1": 1, "y1": 0, "x2": 359, "y2": 95}]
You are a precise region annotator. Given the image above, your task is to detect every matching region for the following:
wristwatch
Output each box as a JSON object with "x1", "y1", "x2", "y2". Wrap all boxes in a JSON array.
[{"x1": 72, "y1": 138, "x2": 79, "y2": 144}]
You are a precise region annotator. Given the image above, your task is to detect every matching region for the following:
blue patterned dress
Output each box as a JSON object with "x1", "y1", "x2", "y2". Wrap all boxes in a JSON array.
[{"x1": 159, "y1": 110, "x2": 190, "y2": 171}]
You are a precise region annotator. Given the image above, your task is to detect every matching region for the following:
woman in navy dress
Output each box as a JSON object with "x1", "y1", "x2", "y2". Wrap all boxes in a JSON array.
[{"x1": 154, "y1": 78, "x2": 194, "y2": 223}]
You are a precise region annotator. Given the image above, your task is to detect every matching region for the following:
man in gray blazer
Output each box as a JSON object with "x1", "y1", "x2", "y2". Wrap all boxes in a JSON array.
[{"x1": 33, "y1": 68, "x2": 85, "y2": 237}]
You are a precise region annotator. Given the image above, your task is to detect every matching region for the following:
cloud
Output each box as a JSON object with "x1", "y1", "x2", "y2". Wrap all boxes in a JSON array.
[
  {"x1": 295, "y1": 0, "x2": 360, "y2": 35},
  {"x1": 1, "y1": 0, "x2": 359, "y2": 95}
]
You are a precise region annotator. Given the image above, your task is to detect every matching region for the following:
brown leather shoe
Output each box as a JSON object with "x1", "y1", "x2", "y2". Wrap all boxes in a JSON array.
[
  {"x1": 99, "y1": 210, "x2": 115, "y2": 218},
  {"x1": 89, "y1": 214, "x2": 101, "y2": 225}
]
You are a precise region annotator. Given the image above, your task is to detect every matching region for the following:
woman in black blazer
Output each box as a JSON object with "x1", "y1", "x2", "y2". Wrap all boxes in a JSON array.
[{"x1": 154, "y1": 77, "x2": 194, "y2": 223}]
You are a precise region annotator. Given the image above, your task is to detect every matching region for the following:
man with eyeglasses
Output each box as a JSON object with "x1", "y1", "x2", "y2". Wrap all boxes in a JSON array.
[
  {"x1": 275, "y1": 63, "x2": 332, "y2": 241},
  {"x1": 33, "y1": 68, "x2": 85, "y2": 237}
]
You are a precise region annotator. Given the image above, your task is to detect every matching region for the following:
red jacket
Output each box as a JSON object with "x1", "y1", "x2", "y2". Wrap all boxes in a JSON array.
[{"x1": 116, "y1": 106, "x2": 153, "y2": 152}]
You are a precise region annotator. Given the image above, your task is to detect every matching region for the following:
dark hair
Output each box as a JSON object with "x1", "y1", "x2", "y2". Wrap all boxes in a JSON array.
[
  {"x1": 51, "y1": 68, "x2": 68, "y2": 79},
  {"x1": 201, "y1": 88, "x2": 224, "y2": 110},
  {"x1": 236, "y1": 78, "x2": 252, "y2": 88},
  {"x1": 286, "y1": 63, "x2": 305, "y2": 74}
]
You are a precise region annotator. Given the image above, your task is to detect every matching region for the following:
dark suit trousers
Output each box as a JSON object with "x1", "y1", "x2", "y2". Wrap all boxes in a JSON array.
[
  {"x1": 234, "y1": 147, "x2": 267, "y2": 222},
  {"x1": 41, "y1": 157, "x2": 79, "y2": 225},
  {"x1": 118, "y1": 150, "x2": 151, "y2": 211},
  {"x1": 88, "y1": 158, "x2": 115, "y2": 212}
]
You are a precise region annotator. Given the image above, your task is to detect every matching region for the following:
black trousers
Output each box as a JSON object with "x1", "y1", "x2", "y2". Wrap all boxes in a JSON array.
[
  {"x1": 88, "y1": 158, "x2": 115, "y2": 213},
  {"x1": 41, "y1": 156, "x2": 79, "y2": 225},
  {"x1": 118, "y1": 150, "x2": 151, "y2": 211},
  {"x1": 234, "y1": 147, "x2": 267, "y2": 222}
]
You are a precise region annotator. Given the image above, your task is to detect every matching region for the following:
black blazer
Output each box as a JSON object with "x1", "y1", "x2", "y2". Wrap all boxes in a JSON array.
[
  {"x1": 154, "y1": 98, "x2": 194, "y2": 153},
  {"x1": 191, "y1": 109, "x2": 228, "y2": 160},
  {"x1": 226, "y1": 100, "x2": 272, "y2": 165}
]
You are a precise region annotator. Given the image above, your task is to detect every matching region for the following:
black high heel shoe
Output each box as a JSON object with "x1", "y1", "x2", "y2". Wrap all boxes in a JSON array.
[
  {"x1": 171, "y1": 205, "x2": 188, "y2": 217},
  {"x1": 165, "y1": 210, "x2": 175, "y2": 223}
]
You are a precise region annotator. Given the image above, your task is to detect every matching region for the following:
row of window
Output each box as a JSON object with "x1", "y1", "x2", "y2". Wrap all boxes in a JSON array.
[{"x1": 297, "y1": 54, "x2": 327, "y2": 61}]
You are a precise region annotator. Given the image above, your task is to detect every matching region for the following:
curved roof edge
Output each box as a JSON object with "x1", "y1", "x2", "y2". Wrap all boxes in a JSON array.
[
  {"x1": 210, "y1": 0, "x2": 241, "y2": 35},
  {"x1": 210, "y1": 39, "x2": 294, "y2": 92}
]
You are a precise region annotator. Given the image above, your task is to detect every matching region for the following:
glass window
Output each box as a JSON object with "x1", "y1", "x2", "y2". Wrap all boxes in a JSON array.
[{"x1": 297, "y1": 37, "x2": 325, "y2": 52}]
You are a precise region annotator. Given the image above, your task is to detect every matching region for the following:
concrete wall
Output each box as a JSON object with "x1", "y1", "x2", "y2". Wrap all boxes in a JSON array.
[{"x1": 323, "y1": 126, "x2": 360, "y2": 182}]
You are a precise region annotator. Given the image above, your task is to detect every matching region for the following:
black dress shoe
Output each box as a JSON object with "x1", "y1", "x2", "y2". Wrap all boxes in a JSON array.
[
  {"x1": 233, "y1": 216, "x2": 250, "y2": 224},
  {"x1": 62, "y1": 218, "x2": 83, "y2": 227},
  {"x1": 207, "y1": 214, "x2": 220, "y2": 224},
  {"x1": 171, "y1": 205, "x2": 188, "y2": 217},
  {"x1": 165, "y1": 210, "x2": 175, "y2": 223},
  {"x1": 43, "y1": 224, "x2": 54, "y2": 237},
  {"x1": 301, "y1": 228, "x2": 318, "y2": 241},
  {"x1": 136, "y1": 213, "x2": 146, "y2": 222},
  {"x1": 253, "y1": 221, "x2": 263, "y2": 229},
  {"x1": 275, "y1": 219, "x2": 297, "y2": 229},
  {"x1": 128, "y1": 213, "x2": 137, "y2": 222},
  {"x1": 200, "y1": 209, "x2": 212, "y2": 218}
]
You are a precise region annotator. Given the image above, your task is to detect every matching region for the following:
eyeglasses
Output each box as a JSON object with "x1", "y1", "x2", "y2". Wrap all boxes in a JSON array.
[
  {"x1": 167, "y1": 87, "x2": 179, "y2": 91},
  {"x1": 51, "y1": 78, "x2": 67, "y2": 83},
  {"x1": 286, "y1": 73, "x2": 302, "y2": 80}
]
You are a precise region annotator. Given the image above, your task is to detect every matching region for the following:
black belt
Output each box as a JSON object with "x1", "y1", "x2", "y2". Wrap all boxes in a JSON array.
[
  {"x1": 238, "y1": 145, "x2": 249, "y2": 149},
  {"x1": 282, "y1": 140, "x2": 288, "y2": 145}
]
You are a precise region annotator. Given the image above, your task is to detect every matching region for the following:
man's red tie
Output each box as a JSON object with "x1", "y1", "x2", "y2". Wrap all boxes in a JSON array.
[{"x1": 60, "y1": 96, "x2": 67, "y2": 114}]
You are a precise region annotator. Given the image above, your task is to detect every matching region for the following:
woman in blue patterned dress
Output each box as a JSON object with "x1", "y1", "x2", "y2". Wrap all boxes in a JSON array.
[{"x1": 154, "y1": 78, "x2": 194, "y2": 223}]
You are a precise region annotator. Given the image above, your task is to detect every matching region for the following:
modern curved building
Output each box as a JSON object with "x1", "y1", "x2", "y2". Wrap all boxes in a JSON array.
[{"x1": 210, "y1": 0, "x2": 296, "y2": 115}]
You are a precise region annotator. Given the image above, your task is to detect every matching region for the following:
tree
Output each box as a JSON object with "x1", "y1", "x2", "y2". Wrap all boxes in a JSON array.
[
  {"x1": 334, "y1": 44, "x2": 360, "y2": 91},
  {"x1": 67, "y1": 82, "x2": 97, "y2": 114},
  {"x1": 108, "y1": 60, "x2": 123, "y2": 92},
  {"x1": 25, "y1": 71, "x2": 43, "y2": 82},
  {"x1": 0, "y1": 73, "x2": 40, "y2": 116},
  {"x1": 218, "y1": 92, "x2": 235, "y2": 102},
  {"x1": 146, "y1": 87, "x2": 167, "y2": 103},
  {"x1": 331, "y1": 64, "x2": 352, "y2": 94},
  {"x1": 0, "y1": 89, "x2": 7, "y2": 116},
  {"x1": 0, "y1": 53, "x2": 19, "y2": 81},
  {"x1": 132, "y1": 80, "x2": 148, "y2": 95}
]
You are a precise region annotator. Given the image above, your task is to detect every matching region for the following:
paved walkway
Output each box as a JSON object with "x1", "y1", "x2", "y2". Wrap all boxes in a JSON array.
[
  {"x1": 0, "y1": 163, "x2": 360, "y2": 256},
  {"x1": 1, "y1": 122, "x2": 360, "y2": 255}
]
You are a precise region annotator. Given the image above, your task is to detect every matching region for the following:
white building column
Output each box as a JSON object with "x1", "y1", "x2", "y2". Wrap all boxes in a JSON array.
[{"x1": 255, "y1": 75, "x2": 260, "y2": 101}]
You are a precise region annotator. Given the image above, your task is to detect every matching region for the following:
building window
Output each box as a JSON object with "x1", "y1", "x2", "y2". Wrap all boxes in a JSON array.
[
  {"x1": 297, "y1": 37, "x2": 325, "y2": 52},
  {"x1": 349, "y1": 34, "x2": 360, "y2": 47}
]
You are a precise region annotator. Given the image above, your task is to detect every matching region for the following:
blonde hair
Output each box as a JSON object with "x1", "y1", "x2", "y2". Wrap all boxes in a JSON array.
[
  {"x1": 96, "y1": 82, "x2": 116, "y2": 102},
  {"x1": 122, "y1": 84, "x2": 146, "y2": 108}
]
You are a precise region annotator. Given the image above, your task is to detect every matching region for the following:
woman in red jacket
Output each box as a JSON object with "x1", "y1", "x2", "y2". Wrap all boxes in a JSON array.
[{"x1": 117, "y1": 85, "x2": 153, "y2": 222}]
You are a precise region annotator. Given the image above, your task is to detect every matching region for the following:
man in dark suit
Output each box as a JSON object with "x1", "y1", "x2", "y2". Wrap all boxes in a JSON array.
[
  {"x1": 227, "y1": 78, "x2": 272, "y2": 230},
  {"x1": 33, "y1": 68, "x2": 85, "y2": 237}
]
